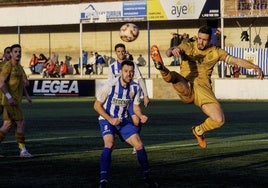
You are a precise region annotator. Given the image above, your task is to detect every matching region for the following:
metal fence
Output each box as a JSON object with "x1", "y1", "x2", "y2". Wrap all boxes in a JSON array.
[{"x1": 224, "y1": 47, "x2": 268, "y2": 75}]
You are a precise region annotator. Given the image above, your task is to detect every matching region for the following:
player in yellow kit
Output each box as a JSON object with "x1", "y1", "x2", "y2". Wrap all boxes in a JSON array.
[
  {"x1": 0, "y1": 47, "x2": 12, "y2": 115},
  {"x1": 0, "y1": 44, "x2": 32, "y2": 157},
  {"x1": 150, "y1": 25, "x2": 263, "y2": 148}
]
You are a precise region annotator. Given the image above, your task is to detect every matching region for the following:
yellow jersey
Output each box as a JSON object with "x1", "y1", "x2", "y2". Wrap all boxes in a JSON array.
[
  {"x1": 0, "y1": 61, "x2": 25, "y2": 105},
  {"x1": 179, "y1": 41, "x2": 228, "y2": 87}
]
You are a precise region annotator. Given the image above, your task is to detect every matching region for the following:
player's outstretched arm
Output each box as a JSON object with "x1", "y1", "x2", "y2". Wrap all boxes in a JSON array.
[
  {"x1": 229, "y1": 56, "x2": 263, "y2": 79},
  {"x1": 166, "y1": 46, "x2": 184, "y2": 58}
]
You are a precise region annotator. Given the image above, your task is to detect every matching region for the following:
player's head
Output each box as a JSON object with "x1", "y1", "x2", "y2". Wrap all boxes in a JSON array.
[
  {"x1": 120, "y1": 60, "x2": 135, "y2": 84},
  {"x1": 3, "y1": 46, "x2": 11, "y2": 62},
  {"x1": 197, "y1": 25, "x2": 212, "y2": 50},
  {"x1": 115, "y1": 43, "x2": 126, "y2": 62},
  {"x1": 10, "y1": 44, "x2": 22, "y2": 62}
]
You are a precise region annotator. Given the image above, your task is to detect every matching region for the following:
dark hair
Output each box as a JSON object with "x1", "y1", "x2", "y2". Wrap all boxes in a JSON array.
[
  {"x1": 114, "y1": 43, "x2": 126, "y2": 51},
  {"x1": 121, "y1": 60, "x2": 134, "y2": 69},
  {"x1": 4, "y1": 46, "x2": 11, "y2": 53},
  {"x1": 10, "y1": 44, "x2": 21, "y2": 51},
  {"x1": 198, "y1": 25, "x2": 212, "y2": 38}
]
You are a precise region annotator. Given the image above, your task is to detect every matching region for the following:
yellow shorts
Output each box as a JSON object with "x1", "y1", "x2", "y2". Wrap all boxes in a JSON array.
[
  {"x1": 3, "y1": 105, "x2": 24, "y2": 121},
  {"x1": 179, "y1": 81, "x2": 219, "y2": 107}
]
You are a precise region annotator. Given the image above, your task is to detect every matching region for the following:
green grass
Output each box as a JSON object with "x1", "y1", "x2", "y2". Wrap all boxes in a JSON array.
[{"x1": 1, "y1": 98, "x2": 268, "y2": 188}]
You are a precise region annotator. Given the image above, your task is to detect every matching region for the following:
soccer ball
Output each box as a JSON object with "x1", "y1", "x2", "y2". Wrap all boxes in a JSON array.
[{"x1": 119, "y1": 23, "x2": 139, "y2": 42}]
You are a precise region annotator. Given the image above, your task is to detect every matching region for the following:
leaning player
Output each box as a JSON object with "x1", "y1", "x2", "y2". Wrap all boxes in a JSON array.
[
  {"x1": 94, "y1": 60, "x2": 158, "y2": 188},
  {"x1": 150, "y1": 25, "x2": 263, "y2": 148},
  {"x1": 0, "y1": 44, "x2": 32, "y2": 157},
  {"x1": 0, "y1": 47, "x2": 12, "y2": 115}
]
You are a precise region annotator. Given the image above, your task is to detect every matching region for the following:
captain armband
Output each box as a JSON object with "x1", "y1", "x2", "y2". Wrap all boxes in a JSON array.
[
  {"x1": 5, "y1": 92, "x2": 12, "y2": 100},
  {"x1": 225, "y1": 55, "x2": 233, "y2": 65}
]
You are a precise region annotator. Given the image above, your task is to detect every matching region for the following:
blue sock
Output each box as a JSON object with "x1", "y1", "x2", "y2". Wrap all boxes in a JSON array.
[
  {"x1": 136, "y1": 148, "x2": 150, "y2": 179},
  {"x1": 100, "y1": 147, "x2": 112, "y2": 181}
]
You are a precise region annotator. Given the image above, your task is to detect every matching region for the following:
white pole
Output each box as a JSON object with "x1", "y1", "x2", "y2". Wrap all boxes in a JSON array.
[
  {"x1": 220, "y1": 0, "x2": 225, "y2": 78},
  {"x1": 79, "y1": 21, "x2": 83, "y2": 77}
]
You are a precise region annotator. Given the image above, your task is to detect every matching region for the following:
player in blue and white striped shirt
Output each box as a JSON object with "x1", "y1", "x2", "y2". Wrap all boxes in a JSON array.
[
  {"x1": 108, "y1": 43, "x2": 149, "y2": 154},
  {"x1": 108, "y1": 43, "x2": 150, "y2": 108},
  {"x1": 94, "y1": 60, "x2": 157, "y2": 188}
]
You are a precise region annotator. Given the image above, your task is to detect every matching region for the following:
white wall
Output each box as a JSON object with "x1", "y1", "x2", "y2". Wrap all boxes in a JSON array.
[
  {"x1": 215, "y1": 79, "x2": 268, "y2": 100},
  {"x1": 0, "y1": 4, "x2": 80, "y2": 26}
]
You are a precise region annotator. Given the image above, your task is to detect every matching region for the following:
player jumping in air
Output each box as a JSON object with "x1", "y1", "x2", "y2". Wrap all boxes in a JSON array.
[{"x1": 150, "y1": 25, "x2": 263, "y2": 148}]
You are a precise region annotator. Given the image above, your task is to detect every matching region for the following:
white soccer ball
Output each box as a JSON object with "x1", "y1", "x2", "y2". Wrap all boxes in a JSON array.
[{"x1": 119, "y1": 23, "x2": 139, "y2": 42}]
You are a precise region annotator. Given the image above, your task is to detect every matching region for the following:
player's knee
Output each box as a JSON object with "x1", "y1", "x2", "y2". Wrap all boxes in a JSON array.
[
  {"x1": 104, "y1": 141, "x2": 114, "y2": 149},
  {"x1": 1, "y1": 121, "x2": 13, "y2": 133},
  {"x1": 134, "y1": 142, "x2": 144, "y2": 150},
  {"x1": 214, "y1": 118, "x2": 225, "y2": 128}
]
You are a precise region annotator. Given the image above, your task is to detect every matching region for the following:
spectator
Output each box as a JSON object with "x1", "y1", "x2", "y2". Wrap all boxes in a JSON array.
[
  {"x1": 137, "y1": 54, "x2": 146, "y2": 66},
  {"x1": 170, "y1": 32, "x2": 181, "y2": 47},
  {"x1": 103, "y1": 55, "x2": 109, "y2": 66},
  {"x1": 35, "y1": 53, "x2": 48, "y2": 74},
  {"x1": 189, "y1": 35, "x2": 198, "y2": 42},
  {"x1": 214, "y1": 29, "x2": 226, "y2": 48},
  {"x1": 73, "y1": 50, "x2": 88, "y2": 75},
  {"x1": 38, "y1": 53, "x2": 48, "y2": 64},
  {"x1": 82, "y1": 50, "x2": 88, "y2": 65},
  {"x1": 126, "y1": 51, "x2": 134, "y2": 61},
  {"x1": 95, "y1": 52, "x2": 105, "y2": 75},
  {"x1": 50, "y1": 52, "x2": 59, "y2": 64},
  {"x1": 88, "y1": 51, "x2": 96, "y2": 74},
  {"x1": 181, "y1": 33, "x2": 190, "y2": 43},
  {"x1": 59, "y1": 61, "x2": 68, "y2": 78},
  {"x1": 43, "y1": 60, "x2": 55, "y2": 78},
  {"x1": 170, "y1": 32, "x2": 181, "y2": 66},
  {"x1": 29, "y1": 54, "x2": 39, "y2": 74},
  {"x1": 52, "y1": 61, "x2": 60, "y2": 78},
  {"x1": 64, "y1": 55, "x2": 73, "y2": 75},
  {"x1": 215, "y1": 29, "x2": 227, "y2": 78}
]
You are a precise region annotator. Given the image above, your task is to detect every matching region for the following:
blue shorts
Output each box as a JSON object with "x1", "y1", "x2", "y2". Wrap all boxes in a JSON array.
[{"x1": 99, "y1": 119, "x2": 140, "y2": 141}]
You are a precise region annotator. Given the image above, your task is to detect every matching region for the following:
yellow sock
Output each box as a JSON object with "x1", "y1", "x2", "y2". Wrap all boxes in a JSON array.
[
  {"x1": 18, "y1": 143, "x2": 26, "y2": 150},
  {"x1": 16, "y1": 132, "x2": 26, "y2": 150},
  {"x1": 161, "y1": 70, "x2": 183, "y2": 84},
  {"x1": 198, "y1": 117, "x2": 224, "y2": 133}
]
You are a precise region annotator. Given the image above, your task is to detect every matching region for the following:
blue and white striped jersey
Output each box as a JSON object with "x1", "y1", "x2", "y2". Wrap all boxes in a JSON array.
[{"x1": 96, "y1": 77, "x2": 141, "y2": 120}]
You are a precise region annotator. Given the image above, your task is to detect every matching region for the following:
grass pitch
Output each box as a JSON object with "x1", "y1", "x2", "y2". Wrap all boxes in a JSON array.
[{"x1": 0, "y1": 98, "x2": 268, "y2": 188}]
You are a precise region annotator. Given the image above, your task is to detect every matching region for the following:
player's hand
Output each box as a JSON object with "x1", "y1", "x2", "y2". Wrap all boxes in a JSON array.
[
  {"x1": 27, "y1": 97, "x2": 32, "y2": 106},
  {"x1": 143, "y1": 96, "x2": 150, "y2": 107},
  {"x1": 254, "y1": 66, "x2": 263, "y2": 80},
  {"x1": 171, "y1": 47, "x2": 184, "y2": 57},
  {"x1": 8, "y1": 98, "x2": 17, "y2": 106},
  {"x1": 140, "y1": 115, "x2": 148, "y2": 124},
  {"x1": 109, "y1": 117, "x2": 121, "y2": 126}
]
